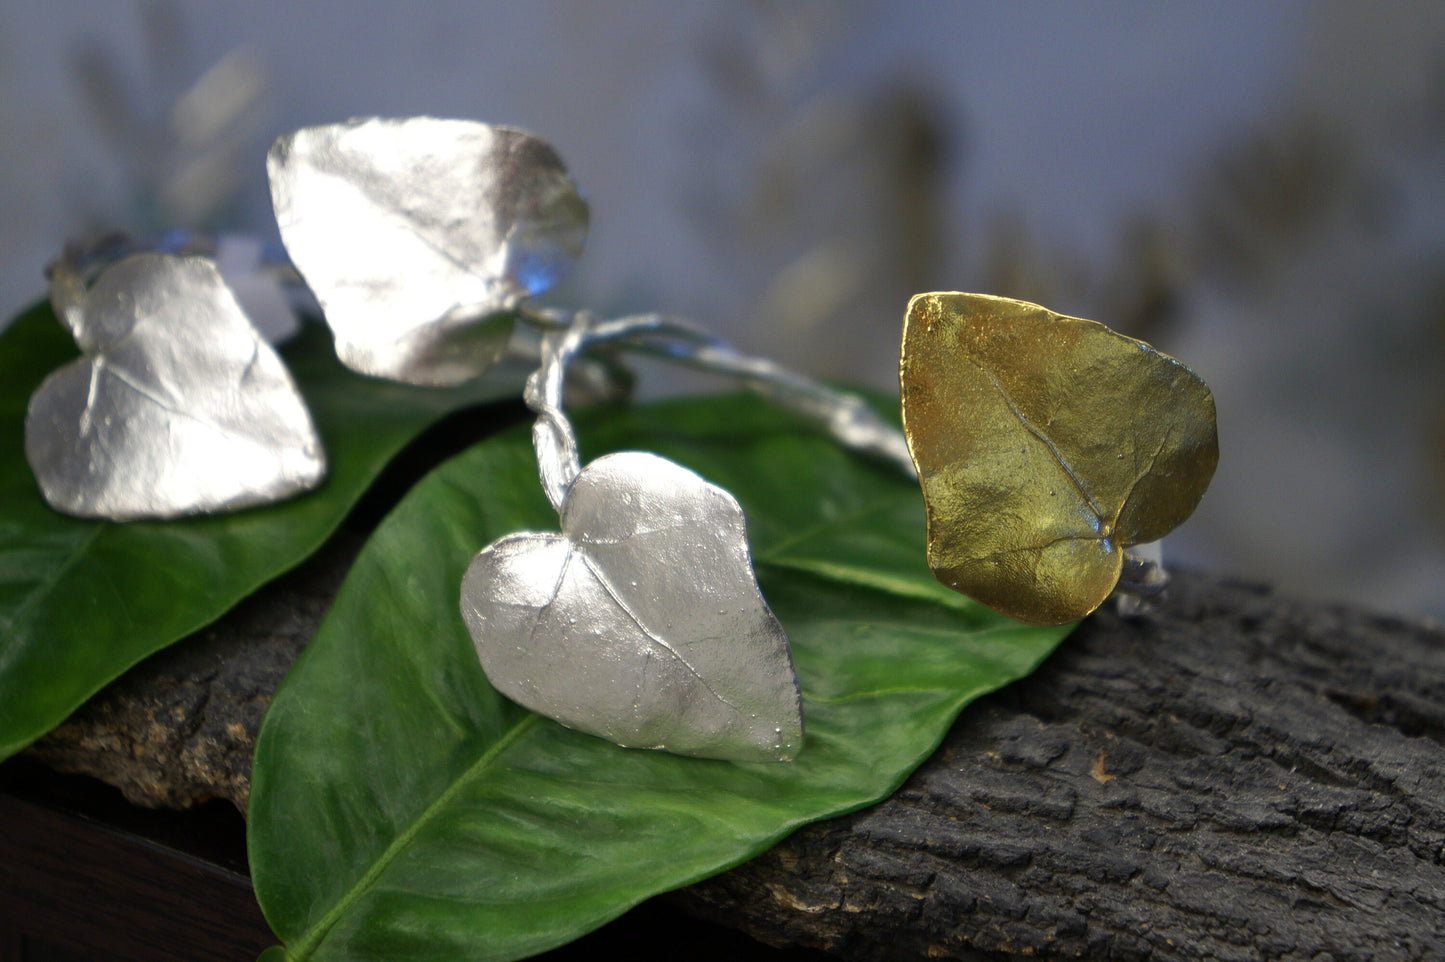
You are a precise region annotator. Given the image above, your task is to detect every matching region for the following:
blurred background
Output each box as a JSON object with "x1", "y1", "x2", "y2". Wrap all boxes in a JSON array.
[{"x1": 2, "y1": 1, "x2": 1443, "y2": 619}]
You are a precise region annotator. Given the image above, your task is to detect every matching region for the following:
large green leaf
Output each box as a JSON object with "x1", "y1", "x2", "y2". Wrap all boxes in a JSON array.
[
  {"x1": 0, "y1": 302, "x2": 525, "y2": 760},
  {"x1": 249, "y1": 394, "x2": 1073, "y2": 962}
]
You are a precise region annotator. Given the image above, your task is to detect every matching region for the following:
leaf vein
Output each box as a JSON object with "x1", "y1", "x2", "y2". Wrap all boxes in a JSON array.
[
  {"x1": 966, "y1": 357, "x2": 1104, "y2": 521},
  {"x1": 576, "y1": 552, "x2": 744, "y2": 717},
  {"x1": 287, "y1": 714, "x2": 543, "y2": 960},
  {"x1": 967, "y1": 534, "x2": 1101, "y2": 565},
  {"x1": 1111, "y1": 424, "x2": 1173, "y2": 533},
  {"x1": 756, "y1": 500, "x2": 905, "y2": 561}
]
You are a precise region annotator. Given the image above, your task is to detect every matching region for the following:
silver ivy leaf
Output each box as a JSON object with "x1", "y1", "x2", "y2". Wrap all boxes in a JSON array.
[
  {"x1": 268, "y1": 116, "x2": 590, "y2": 387},
  {"x1": 460, "y1": 452, "x2": 803, "y2": 763},
  {"x1": 24, "y1": 253, "x2": 326, "y2": 520}
]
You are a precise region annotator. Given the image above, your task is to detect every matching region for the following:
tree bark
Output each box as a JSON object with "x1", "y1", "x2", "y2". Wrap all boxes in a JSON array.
[
  {"x1": 26, "y1": 555, "x2": 1445, "y2": 960},
  {"x1": 677, "y1": 574, "x2": 1445, "y2": 960}
]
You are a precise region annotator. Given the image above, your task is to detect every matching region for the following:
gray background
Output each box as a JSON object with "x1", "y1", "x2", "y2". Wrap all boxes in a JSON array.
[{"x1": 3, "y1": 1, "x2": 1443, "y2": 619}]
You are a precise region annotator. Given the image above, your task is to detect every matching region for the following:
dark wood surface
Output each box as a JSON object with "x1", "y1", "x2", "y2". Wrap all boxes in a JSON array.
[{"x1": 0, "y1": 758, "x2": 271, "y2": 962}]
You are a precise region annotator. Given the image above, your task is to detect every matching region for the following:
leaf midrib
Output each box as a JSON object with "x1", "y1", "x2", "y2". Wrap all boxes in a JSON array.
[
  {"x1": 287, "y1": 713, "x2": 542, "y2": 961},
  {"x1": 755, "y1": 498, "x2": 908, "y2": 562},
  {"x1": 965, "y1": 355, "x2": 1104, "y2": 522}
]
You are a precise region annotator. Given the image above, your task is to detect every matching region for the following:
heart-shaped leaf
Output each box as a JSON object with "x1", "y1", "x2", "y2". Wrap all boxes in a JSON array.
[
  {"x1": 24, "y1": 253, "x2": 325, "y2": 520},
  {"x1": 0, "y1": 300, "x2": 526, "y2": 762},
  {"x1": 248, "y1": 394, "x2": 1073, "y2": 962},
  {"x1": 268, "y1": 117, "x2": 589, "y2": 386},
  {"x1": 462, "y1": 451, "x2": 802, "y2": 763},
  {"x1": 900, "y1": 291, "x2": 1218, "y2": 625}
]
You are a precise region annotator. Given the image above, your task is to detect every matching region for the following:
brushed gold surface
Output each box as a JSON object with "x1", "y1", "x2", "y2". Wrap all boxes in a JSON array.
[{"x1": 900, "y1": 292, "x2": 1218, "y2": 625}]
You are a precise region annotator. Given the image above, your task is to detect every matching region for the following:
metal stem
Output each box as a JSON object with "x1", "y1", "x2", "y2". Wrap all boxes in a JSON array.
[
  {"x1": 519, "y1": 308, "x2": 916, "y2": 495},
  {"x1": 607, "y1": 313, "x2": 915, "y2": 477}
]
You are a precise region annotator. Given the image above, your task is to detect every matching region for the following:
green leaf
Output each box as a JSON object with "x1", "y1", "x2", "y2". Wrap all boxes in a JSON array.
[
  {"x1": 0, "y1": 302, "x2": 525, "y2": 760},
  {"x1": 249, "y1": 394, "x2": 1073, "y2": 962}
]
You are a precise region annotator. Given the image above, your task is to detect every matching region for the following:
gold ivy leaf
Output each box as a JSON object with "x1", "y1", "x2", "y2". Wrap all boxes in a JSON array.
[{"x1": 900, "y1": 292, "x2": 1218, "y2": 625}]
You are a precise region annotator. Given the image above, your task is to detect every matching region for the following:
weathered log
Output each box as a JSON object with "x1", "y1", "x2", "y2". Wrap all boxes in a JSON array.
[
  {"x1": 677, "y1": 574, "x2": 1445, "y2": 960},
  {"x1": 25, "y1": 534, "x2": 360, "y2": 812},
  {"x1": 26, "y1": 556, "x2": 1445, "y2": 960}
]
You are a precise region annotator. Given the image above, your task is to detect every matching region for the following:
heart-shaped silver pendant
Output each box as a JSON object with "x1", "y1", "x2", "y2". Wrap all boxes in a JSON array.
[
  {"x1": 268, "y1": 117, "x2": 589, "y2": 386},
  {"x1": 25, "y1": 253, "x2": 326, "y2": 520},
  {"x1": 460, "y1": 451, "x2": 803, "y2": 763}
]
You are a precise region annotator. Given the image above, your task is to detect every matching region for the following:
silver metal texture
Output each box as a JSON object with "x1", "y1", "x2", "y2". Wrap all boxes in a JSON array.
[
  {"x1": 1116, "y1": 541, "x2": 1169, "y2": 618},
  {"x1": 519, "y1": 307, "x2": 919, "y2": 488},
  {"x1": 598, "y1": 312, "x2": 917, "y2": 477},
  {"x1": 48, "y1": 229, "x2": 305, "y2": 344},
  {"x1": 267, "y1": 117, "x2": 589, "y2": 387},
  {"x1": 25, "y1": 253, "x2": 326, "y2": 520},
  {"x1": 460, "y1": 450, "x2": 803, "y2": 763},
  {"x1": 522, "y1": 311, "x2": 593, "y2": 512}
]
